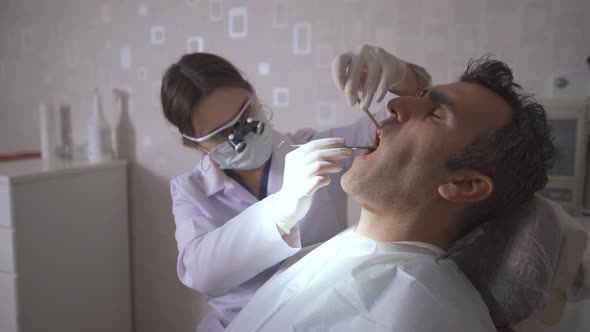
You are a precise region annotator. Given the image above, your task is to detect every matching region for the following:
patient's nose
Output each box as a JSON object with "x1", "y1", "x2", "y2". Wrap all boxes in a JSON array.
[
  {"x1": 387, "y1": 98, "x2": 410, "y2": 123},
  {"x1": 387, "y1": 96, "x2": 428, "y2": 123}
]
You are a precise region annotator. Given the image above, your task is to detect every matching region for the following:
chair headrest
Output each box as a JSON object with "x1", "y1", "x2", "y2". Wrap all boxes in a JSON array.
[{"x1": 448, "y1": 194, "x2": 587, "y2": 328}]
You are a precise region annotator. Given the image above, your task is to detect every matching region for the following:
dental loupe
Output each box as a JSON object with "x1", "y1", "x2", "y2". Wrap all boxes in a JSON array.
[{"x1": 227, "y1": 117, "x2": 265, "y2": 153}]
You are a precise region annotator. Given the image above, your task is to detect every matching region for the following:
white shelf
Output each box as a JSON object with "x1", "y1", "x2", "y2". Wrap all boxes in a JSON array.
[{"x1": 0, "y1": 158, "x2": 127, "y2": 184}]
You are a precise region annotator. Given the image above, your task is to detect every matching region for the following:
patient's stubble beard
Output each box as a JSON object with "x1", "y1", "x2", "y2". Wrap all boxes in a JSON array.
[
  {"x1": 341, "y1": 162, "x2": 411, "y2": 214},
  {"x1": 341, "y1": 156, "x2": 443, "y2": 217}
]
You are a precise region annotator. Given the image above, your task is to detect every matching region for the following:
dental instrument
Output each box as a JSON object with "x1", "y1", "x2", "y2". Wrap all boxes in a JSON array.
[
  {"x1": 290, "y1": 144, "x2": 377, "y2": 150},
  {"x1": 357, "y1": 97, "x2": 381, "y2": 129}
]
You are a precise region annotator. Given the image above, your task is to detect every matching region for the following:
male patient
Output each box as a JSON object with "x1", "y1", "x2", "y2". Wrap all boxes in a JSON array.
[{"x1": 226, "y1": 57, "x2": 555, "y2": 331}]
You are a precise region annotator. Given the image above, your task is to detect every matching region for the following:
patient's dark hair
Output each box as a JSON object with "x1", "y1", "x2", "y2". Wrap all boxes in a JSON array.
[{"x1": 447, "y1": 56, "x2": 556, "y2": 233}]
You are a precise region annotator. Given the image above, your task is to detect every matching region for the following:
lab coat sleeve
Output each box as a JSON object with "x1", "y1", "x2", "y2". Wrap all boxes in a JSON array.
[{"x1": 171, "y1": 179, "x2": 301, "y2": 298}]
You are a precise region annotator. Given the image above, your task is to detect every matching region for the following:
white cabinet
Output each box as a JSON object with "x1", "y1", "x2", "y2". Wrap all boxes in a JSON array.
[{"x1": 0, "y1": 159, "x2": 132, "y2": 332}]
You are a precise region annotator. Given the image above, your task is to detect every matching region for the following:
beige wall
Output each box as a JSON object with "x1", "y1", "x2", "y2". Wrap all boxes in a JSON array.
[{"x1": 1, "y1": 0, "x2": 589, "y2": 331}]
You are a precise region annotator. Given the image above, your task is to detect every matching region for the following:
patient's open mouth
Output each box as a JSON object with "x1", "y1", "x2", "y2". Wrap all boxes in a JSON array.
[{"x1": 363, "y1": 129, "x2": 381, "y2": 155}]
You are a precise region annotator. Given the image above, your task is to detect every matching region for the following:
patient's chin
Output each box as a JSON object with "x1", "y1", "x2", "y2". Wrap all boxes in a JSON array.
[
  {"x1": 341, "y1": 174, "x2": 385, "y2": 212},
  {"x1": 340, "y1": 170, "x2": 355, "y2": 195},
  {"x1": 341, "y1": 169, "x2": 365, "y2": 199}
]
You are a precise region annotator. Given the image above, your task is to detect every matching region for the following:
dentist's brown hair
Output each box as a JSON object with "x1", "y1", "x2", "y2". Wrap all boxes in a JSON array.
[{"x1": 161, "y1": 53, "x2": 253, "y2": 148}]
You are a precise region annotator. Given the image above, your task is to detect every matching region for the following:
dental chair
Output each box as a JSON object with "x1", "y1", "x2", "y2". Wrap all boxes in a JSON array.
[{"x1": 449, "y1": 194, "x2": 590, "y2": 331}]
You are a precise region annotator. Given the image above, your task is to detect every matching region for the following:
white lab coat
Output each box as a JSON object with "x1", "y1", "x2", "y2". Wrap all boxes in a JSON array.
[
  {"x1": 226, "y1": 228, "x2": 497, "y2": 332},
  {"x1": 171, "y1": 110, "x2": 389, "y2": 331}
]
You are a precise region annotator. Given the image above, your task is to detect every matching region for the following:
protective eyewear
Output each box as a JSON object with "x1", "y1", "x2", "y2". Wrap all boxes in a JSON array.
[{"x1": 182, "y1": 95, "x2": 266, "y2": 153}]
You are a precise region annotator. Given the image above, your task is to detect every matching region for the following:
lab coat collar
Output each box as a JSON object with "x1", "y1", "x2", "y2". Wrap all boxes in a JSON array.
[
  {"x1": 197, "y1": 154, "x2": 226, "y2": 197},
  {"x1": 198, "y1": 160, "x2": 259, "y2": 204}
]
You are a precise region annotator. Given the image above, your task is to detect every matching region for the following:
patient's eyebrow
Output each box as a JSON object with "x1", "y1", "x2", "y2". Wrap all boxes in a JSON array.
[{"x1": 429, "y1": 89, "x2": 457, "y2": 117}]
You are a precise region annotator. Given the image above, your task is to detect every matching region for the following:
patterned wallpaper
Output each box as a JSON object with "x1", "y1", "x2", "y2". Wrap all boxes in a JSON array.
[{"x1": 0, "y1": 0, "x2": 588, "y2": 331}]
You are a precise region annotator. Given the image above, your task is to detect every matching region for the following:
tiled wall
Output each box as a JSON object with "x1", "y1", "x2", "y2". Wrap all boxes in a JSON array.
[{"x1": 0, "y1": 0, "x2": 588, "y2": 331}]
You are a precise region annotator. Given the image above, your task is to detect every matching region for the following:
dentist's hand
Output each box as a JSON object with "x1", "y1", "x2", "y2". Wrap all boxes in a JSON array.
[
  {"x1": 272, "y1": 138, "x2": 352, "y2": 234},
  {"x1": 332, "y1": 45, "x2": 409, "y2": 110}
]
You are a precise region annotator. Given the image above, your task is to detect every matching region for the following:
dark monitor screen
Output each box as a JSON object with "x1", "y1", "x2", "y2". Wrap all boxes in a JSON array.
[{"x1": 548, "y1": 119, "x2": 577, "y2": 177}]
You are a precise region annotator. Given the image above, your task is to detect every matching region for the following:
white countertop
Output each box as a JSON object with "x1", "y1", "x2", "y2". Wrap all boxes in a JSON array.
[{"x1": 0, "y1": 158, "x2": 127, "y2": 184}]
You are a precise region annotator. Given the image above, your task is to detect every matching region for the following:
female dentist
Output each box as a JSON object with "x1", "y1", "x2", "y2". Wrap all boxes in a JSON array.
[{"x1": 160, "y1": 45, "x2": 430, "y2": 331}]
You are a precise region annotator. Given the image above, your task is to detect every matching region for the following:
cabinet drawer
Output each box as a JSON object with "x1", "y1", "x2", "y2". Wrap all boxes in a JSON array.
[
  {"x1": 0, "y1": 272, "x2": 18, "y2": 332},
  {"x1": 0, "y1": 229, "x2": 15, "y2": 273},
  {"x1": 0, "y1": 184, "x2": 12, "y2": 228}
]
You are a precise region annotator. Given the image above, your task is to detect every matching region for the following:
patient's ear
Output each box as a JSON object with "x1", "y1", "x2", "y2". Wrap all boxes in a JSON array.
[{"x1": 438, "y1": 171, "x2": 493, "y2": 203}]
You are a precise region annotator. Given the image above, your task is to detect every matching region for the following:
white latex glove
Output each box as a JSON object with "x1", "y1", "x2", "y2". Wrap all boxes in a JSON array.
[
  {"x1": 272, "y1": 137, "x2": 352, "y2": 234},
  {"x1": 332, "y1": 44, "x2": 409, "y2": 110}
]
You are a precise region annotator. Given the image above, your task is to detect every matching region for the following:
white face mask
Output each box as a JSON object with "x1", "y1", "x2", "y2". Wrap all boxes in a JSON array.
[{"x1": 207, "y1": 110, "x2": 273, "y2": 170}]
